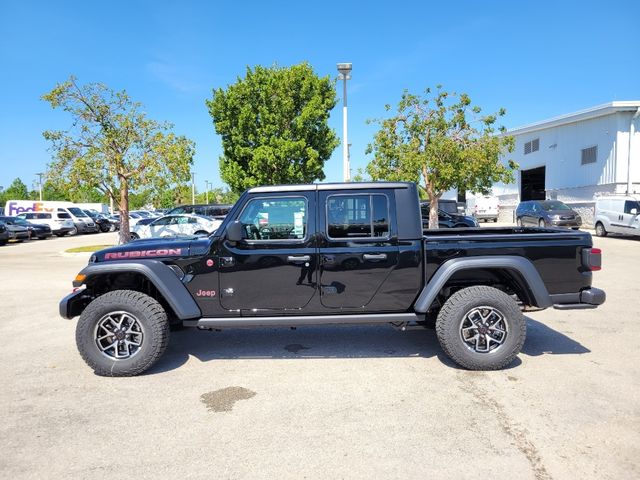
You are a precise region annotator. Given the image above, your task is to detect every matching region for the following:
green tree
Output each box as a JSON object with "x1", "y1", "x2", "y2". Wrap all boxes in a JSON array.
[
  {"x1": 366, "y1": 86, "x2": 516, "y2": 228},
  {"x1": 206, "y1": 63, "x2": 339, "y2": 193},
  {"x1": 1, "y1": 178, "x2": 30, "y2": 203},
  {"x1": 42, "y1": 76, "x2": 195, "y2": 243}
]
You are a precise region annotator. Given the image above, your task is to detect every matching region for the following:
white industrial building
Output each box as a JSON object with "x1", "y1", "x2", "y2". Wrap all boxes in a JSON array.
[{"x1": 492, "y1": 101, "x2": 640, "y2": 225}]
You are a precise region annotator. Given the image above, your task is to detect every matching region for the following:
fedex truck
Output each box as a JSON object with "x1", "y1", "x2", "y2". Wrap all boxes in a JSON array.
[{"x1": 3, "y1": 200, "x2": 98, "y2": 235}]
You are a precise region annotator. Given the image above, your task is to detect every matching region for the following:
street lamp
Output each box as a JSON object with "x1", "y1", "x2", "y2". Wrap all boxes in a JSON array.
[
  {"x1": 205, "y1": 180, "x2": 211, "y2": 204},
  {"x1": 36, "y1": 172, "x2": 44, "y2": 201},
  {"x1": 337, "y1": 62, "x2": 352, "y2": 182}
]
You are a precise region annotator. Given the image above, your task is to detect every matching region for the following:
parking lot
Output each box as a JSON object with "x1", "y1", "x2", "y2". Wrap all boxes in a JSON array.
[{"x1": 0, "y1": 230, "x2": 639, "y2": 479}]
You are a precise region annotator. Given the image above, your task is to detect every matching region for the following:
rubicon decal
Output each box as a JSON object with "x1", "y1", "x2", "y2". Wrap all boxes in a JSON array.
[{"x1": 104, "y1": 248, "x2": 184, "y2": 260}]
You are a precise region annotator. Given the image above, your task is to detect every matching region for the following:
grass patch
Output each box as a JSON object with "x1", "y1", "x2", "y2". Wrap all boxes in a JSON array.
[{"x1": 65, "y1": 245, "x2": 113, "y2": 253}]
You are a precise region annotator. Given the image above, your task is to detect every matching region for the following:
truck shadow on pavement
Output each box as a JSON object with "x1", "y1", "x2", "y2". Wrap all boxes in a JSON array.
[{"x1": 147, "y1": 316, "x2": 590, "y2": 375}]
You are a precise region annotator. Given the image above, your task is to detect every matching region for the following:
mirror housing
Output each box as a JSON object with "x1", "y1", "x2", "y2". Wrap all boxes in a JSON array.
[
  {"x1": 631, "y1": 208, "x2": 638, "y2": 215},
  {"x1": 225, "y1": 220, "x2": 244, "y2": 242}
]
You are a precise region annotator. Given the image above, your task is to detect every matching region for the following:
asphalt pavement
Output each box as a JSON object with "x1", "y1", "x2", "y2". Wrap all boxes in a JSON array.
[{"x1": 0, "y1": 230, "x2": 638, "y2": 479}]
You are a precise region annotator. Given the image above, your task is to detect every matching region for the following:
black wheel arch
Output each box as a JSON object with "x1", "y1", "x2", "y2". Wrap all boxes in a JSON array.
[
  {"x1": 414, "y1": 256, "x2": 552, "y2": 312},
  {"x1": 63, "y1": 260, "x2": 201, "y2": 320}
]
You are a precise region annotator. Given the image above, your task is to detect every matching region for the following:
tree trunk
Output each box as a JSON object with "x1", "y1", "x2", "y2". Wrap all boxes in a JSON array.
[
  {"x1": 424, "y1": 181, "x2": 439, "y2": 229},
  {"x1": 118, "y1": 177, "x2": 130, "y2": 244}
]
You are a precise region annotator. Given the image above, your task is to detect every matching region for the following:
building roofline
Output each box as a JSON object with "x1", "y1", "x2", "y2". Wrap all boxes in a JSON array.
[{"x1": 508, "y1": 101, "x2": 640, "y2": 136}]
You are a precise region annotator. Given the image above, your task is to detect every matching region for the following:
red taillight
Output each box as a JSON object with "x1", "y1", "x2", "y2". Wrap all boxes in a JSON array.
[{"x1": 588, "y1": 248, "x2": 602, "y2": 271}]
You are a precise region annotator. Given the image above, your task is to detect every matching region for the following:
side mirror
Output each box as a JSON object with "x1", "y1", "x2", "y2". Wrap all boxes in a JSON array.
[
  {"x1": 225, "y1": 220, "x2": 244, "y2": 242},
  {"x1": 631, "y1": 208, "x2": 638, "y2": 215}
]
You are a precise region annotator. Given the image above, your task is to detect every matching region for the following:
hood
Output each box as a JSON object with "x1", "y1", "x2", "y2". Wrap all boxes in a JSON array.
[
  {"x1": 92, "y1": 236, "x2": 210, "y2": 262},
  {"x1": 546, "y1": 209, "x2": 578, "y2": 217}
]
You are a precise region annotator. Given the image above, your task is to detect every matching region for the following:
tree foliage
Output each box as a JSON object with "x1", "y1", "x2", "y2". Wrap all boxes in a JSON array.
[
  {"x1": 206, "y1": 63, "x2": 339, "y2": 193},
  {"x1": 42, "y1": 76, "x2": 195, "y2": 242},
  {"x1": 366, "y1": 86, "x2": 516, "y2": 228},
  {"x1": 0, "y1": 178, "x2": 30, "y2": 203}
]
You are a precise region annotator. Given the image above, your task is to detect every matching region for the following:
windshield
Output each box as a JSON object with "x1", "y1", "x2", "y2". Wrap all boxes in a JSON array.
[
  {"x1": 68, "y1": 207, "x2": 89, "y2": 217},
  {"x1": 540, "y1": 201, "x2": 571, "y2": 211}
]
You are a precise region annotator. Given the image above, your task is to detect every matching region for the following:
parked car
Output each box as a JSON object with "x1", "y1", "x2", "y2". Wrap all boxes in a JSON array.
[
  {"x1": 111, "y1": 212, "x2": 143, "y2": 227},
  {"x1": 516, "y1": 200, "x2": 582, "y2": 229},
  {"x1": 60, "y1": 181, "x2": 605, "y2": 377},
  {"x1": 16, "y1": 211, "x2": 75, "y2": 236},
  {"x1": 130, "y1": 214, "x2": 222, "y2": 240},
  {"x1": 594, "y1": 195, "x2": 640, "y2": 237},
  {"x1": 83, "y1": 210, "x2": 117, "y2": 233},
  {"x1": 0, "y1": 216, "x2": 30, "y2": 241},
  {"x1": 0, "y1": 221, "x2": 10, "y2": 245},
  {"x1": 469, "y1": 195, "x2": 500, "y2": 222},
  {"x1": 14, "y1": 217, "x2": 53, "y2": 239},
  {"x1": 167, "y1": 203, "x2": 233, "y2": 220},
  {"x1": 133, "y1": 216, "x2": 157, "y2": 226},
  {"x1": 420, "y1": 202, "x2": 479, "y2": 228}
]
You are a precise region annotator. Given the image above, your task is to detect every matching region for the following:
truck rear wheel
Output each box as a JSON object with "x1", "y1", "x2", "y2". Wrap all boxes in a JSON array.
[
  {"x1": 75, "y1": 290, "x2": 170, "y2": 377},
  {"x1": 436, "y1": 286, "x2": 526, "y2": 370}
]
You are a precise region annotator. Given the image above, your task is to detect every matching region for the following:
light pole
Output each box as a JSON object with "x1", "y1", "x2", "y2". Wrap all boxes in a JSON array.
[
  {"x1": 205, "y1": 180, "x2": 210, "y2": 204},
  {"x1": 36, "y1": 172, "x2": 44, "y2": 201},
  {"x1": 191, "y1": 172, "x2": 196, "y2": 204},
  {"x1": 337, "y1": 62, "x2": 352, "y2": 182}
]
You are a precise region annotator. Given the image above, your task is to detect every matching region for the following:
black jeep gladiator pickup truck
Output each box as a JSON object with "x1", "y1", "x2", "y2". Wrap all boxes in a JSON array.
[{"x1": 60, "y1": 182, "x2": 605, "y2": 376}]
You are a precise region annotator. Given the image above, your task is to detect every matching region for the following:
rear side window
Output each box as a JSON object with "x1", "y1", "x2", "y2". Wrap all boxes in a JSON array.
[
  {"x1": 327, "y1": 194, "x2": 389, "y2": 239},
  {"x1": 36, "y1": 213, "x2": 52, "y2": 219}
]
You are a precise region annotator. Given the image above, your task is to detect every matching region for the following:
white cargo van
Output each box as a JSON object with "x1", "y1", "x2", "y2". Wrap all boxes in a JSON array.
[
  {"x1": 594, "y1": 195, "x2": 640, "y2": 237},
  {"x1": 3, "y1": 200, "x2": 98, "y2": 235},
  {"x1": 468, "y1": 195, "x2": 500, "y2": 222}
]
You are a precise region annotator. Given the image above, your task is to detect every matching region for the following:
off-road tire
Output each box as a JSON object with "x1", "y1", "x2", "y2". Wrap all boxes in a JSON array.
[
  {"x1": 436, "y1": 286, "x2": 526, "y2": 370},
  {"x1": 595, "y1": 222, "x2": 607, "y2": 237},
  {"x1": 75, "y1": 290, "x2": 169, "y2": 377}
]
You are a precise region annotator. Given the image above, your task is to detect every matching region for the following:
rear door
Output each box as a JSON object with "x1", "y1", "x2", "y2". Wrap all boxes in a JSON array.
[
  {"x1": 218, "y1": 192, "x2": 318, "y2": 312},
  {"x1": 318, "y1": 189, "x2": 399, "y2": 310}
]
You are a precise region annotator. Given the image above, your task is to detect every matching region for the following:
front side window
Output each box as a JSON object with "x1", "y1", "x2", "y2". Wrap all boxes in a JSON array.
[
  {"x1": 327, "y1": 194, "x2": 389, "y2": 239},
  {"x1": 238, "y1": 197, "x2": 307, "y2": 241}
]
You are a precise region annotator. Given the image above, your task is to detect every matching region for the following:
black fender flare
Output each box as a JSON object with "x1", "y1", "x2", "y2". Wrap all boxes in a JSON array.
[
  {"x1": 413, "y1": 256, "x2": 552, "y2": 312},
  {"x1": 72, "y1": 260, "x2": 201, "y2": 320}
]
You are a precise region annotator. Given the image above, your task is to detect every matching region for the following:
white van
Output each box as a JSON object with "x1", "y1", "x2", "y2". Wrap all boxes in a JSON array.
[
  {"x1": 468, "y1": 195, "x2": 500, "y2": 222},
  {"x1": 4, "y1": 200, "x2": 99, "y2": 235},
  {"x1": 16, "y1": 211, "x2": 75, "y2": 236},
  {"x1": 594, "y1": 195, "x2": 640, "y2": 237}
]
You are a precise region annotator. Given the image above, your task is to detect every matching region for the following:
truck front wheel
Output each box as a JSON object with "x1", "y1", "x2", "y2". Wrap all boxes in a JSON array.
[
  {"x1": 75, "y1": 290, "x2": 170, "y2": 377},
  {"x1": 436, "y1": 286, "x2": 526, "y2": 370}
]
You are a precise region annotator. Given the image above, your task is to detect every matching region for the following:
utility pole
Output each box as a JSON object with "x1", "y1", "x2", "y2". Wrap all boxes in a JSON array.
[
  {"x1": 191, "y1": 172, "x2": 196, "y2": 204},
  {"x1": 36, "y1": 172, "x2": 44, "y2": 201},
  {"x1": 337, "y1": 63, "x2": 352, "y2": 182},
  {"x1": 205, "y1": 180, "x2": 210, "y2": 204}
]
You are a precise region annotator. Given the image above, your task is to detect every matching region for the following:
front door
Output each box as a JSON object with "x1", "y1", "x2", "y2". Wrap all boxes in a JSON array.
[
  {"x1": 318, "y1": 190, "x2": 399, "y2": 310},
  {"x1": 218, "y1": 193, "x2": 318, "y2": 312}
]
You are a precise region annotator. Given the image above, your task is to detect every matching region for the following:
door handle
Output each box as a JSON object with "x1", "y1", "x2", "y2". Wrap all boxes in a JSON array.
[
  {"x1": 287, "y1": 255, "x2": 311, "y2": 263},
  {"x1": 363, "y1": 253, "x2": 387, "y2": 261}
]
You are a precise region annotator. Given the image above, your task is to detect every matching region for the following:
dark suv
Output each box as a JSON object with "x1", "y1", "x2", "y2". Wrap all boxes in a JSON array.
[
  {"x1": 420, "y1": 202, "x2": 478, "y2": 228},
  {"x1": 516, "y1": 200, "x2": 582, "y2": 229}
]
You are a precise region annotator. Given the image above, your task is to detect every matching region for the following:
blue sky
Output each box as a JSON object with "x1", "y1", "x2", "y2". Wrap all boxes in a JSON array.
[{"x1": 0, "y1": 0, "x2": 638, "y2": 193}]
